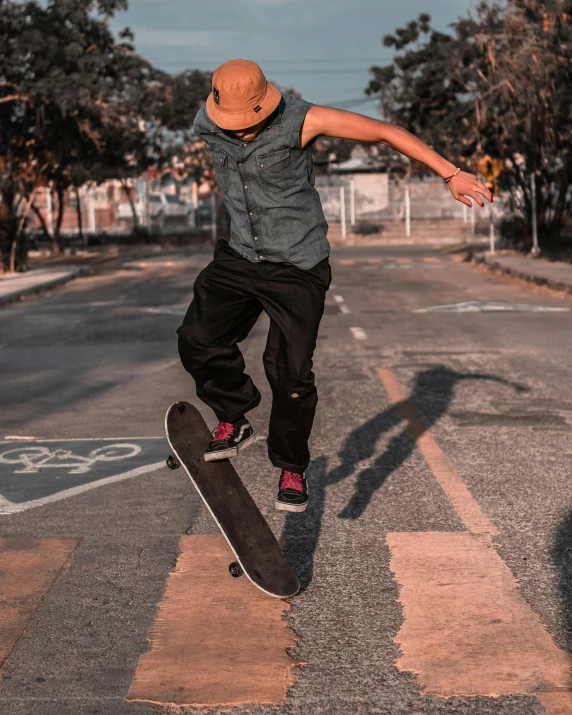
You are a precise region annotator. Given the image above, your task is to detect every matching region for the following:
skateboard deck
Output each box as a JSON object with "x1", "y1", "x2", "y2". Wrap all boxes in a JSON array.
[{"x1": 165, "y1": 401, "x2": 300, "y2": 598}]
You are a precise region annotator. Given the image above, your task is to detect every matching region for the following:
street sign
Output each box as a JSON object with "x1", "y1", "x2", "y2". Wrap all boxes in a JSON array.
[{"x1": 476, "y1": 155, "x2": 504, "y2": 181}]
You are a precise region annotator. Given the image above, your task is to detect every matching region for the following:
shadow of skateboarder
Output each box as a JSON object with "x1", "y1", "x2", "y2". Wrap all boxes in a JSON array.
[{"x1": 283, "y1": 365, "x2": 528, "y2": 590}]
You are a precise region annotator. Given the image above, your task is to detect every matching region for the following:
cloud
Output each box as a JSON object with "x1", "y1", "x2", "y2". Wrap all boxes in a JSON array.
[{"x1": 132, "y1": 29, "x2": 240, "y2": 47}]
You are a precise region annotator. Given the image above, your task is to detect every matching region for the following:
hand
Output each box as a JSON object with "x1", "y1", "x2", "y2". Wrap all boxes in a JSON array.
[{"x1": 446, "y1": 170, "x2": 493, "y2": 208}]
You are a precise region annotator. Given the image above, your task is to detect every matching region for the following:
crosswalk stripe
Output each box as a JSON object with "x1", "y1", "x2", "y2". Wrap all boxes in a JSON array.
[
  {"x1": 0, "y1": 538, "x2": 80, "y2": 670},
  {"x1": 378, "y1": 369, "x2": 572, "y2": 706},
  {"x1": 537, "y1": 692, "x2": 572, "y2": 715},
  {"x1": 127, "y1": 535, "x2": 300, "y2": 707},
  {"x1": 387, "y1": 532, "x2": 572, "y2": 697}
]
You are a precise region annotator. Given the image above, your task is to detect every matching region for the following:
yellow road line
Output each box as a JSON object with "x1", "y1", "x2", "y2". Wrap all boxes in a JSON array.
[
  {"x1": 537, "y1": 692, "x2": 572, "y2": 715},
  {"x1": 388, "y1": 532, "x2": 572, "y2": 697},
  {"x1": 421, "y1": 257, "x2": 441, "y2": 264},
  {"x1": 0, "y1": 538, "x2": 80, "y2": 671},
  {"x1": 376, "y1": 368, "x2": 497, "y2": 536},
  {"x1": 128, "y1": 535, "x2": 300, "y2": 707},
  {"x1": 378, "y1": 368, "x2": 572, "y2": 708}
]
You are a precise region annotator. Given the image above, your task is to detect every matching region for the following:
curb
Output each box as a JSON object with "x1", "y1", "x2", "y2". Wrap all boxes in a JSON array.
[
  {"x1": 469, "y1": 252, "x2": 572, "y2": 295},
  {"x1": 0, "y1": 265, "x2": 94, "y2": 307}
]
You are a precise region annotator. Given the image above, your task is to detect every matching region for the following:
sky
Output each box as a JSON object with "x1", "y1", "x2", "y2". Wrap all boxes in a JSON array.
[{"x1": 110, "y1": 0, "x2": 475, "y2": 119}]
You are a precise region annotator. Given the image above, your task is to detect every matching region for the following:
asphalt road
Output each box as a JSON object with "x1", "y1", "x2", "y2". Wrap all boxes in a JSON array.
[{"x1": 0, "y1": 243, "x2": 571, "y2": 715}]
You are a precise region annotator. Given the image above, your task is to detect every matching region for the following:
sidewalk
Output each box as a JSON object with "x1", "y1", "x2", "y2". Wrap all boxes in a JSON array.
[
  {"x1": 472, "y1": 250, "x2": 572, "y2": 294},
  {"x1": 0, "y1": 265, "x2": 93, "y2": 306}
]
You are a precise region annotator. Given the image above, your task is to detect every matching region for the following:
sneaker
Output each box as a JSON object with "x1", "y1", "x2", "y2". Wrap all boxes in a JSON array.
[
  {"x1": 204, "y1": 418, "x2": 255, "y2": 462},
  {"x1": 275, "y1": 470, "x2": 308, "y2": 512}
]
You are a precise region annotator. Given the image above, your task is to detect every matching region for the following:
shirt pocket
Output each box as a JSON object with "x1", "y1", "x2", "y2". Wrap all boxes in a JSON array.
[
  {"x1": 205, "y1": 148, "x2": 229, "y2": 194},
  {"x1": 256, "y1": 149, "x2": 295, "y2": 193}
]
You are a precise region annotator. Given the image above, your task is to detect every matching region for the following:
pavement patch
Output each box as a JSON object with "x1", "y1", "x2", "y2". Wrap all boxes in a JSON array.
[
  {"x1": 387, "y1": 532, "x2": 572, "y2": 697},
  {"x1": 414, "y1": 300, "x2": 570, "y2": 313},
  {"x1": 0, "y1": 537, "x2": 80, "y2": 671},
  {"x1": 127, "y1": 534, "x2": 300, "y2": 707},
  {"x1": 0, "y1": 438, "x2": 165, "y2": 513}
]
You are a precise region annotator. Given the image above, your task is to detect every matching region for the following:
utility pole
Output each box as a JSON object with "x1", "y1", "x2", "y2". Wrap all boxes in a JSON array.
[
  {"x1": 530, "y1": 172, "x2": 540, "y2": 256},
  {"x1": 404, "y1": 184, "x2": 411, "y2": 237},
  {"x1": 350, "y1": 178, "x2": 356, "y2": 226},
  {"x1": 340, "y1": 186, "x2": 347, "y2": 239},
  {"x1": 489, "y1": 201, "x2": 495, "y2": 254}
]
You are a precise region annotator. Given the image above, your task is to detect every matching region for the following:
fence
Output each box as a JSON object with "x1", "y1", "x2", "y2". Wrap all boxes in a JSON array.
[
  {"x1": 316, "y1": 174, "x2": 507, "y2": 245},
  {"x1": 28, "y1": 178, "x2": 201, "y2": 243},
  {"x1": 26, "y1": 172, "x2": 510, "y2": 249}
]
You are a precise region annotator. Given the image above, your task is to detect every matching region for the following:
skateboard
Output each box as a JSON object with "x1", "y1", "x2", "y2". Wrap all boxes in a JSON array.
[{"x1": 165, "y1": 401, "x2": 300, "y2": 599}]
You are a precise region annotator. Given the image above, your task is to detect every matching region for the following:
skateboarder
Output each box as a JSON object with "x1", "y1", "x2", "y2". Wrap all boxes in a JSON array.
[{"x1": 177, "y1": 59, "x2": 492, "y2": 513}]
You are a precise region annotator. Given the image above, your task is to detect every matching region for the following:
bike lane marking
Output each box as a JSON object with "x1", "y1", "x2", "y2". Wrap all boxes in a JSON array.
[
  {"x1": 377, "y1": 368, "x2": 572, "y2": 710},
  {"x1": 0, "y1": 439, "x2": 165, "y2": 514},
  {"x1": 127, "y1": 535, "x2": 300, "y2": 708},
  {"x1": 0, "y1": 537, "x2": 81, "y2": 671}
]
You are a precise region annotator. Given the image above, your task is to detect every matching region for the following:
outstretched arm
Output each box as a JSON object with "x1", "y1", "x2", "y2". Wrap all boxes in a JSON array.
[{"x1": 301, "y1": 105, "x2": 493, "y2": 208}]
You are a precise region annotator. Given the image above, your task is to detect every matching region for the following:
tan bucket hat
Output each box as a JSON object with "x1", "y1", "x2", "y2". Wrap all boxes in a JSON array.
[{"x1": 205, "y1": 59, "x2": 282, "y2": 131}]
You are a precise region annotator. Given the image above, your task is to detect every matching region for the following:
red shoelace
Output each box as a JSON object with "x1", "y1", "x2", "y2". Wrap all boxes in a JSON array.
[
  {"x1": 280, "y1": 470, "x2": 304, "y2": 492},
  {"x1": 212, "y1": 421, "x2": 234, "y2": 441}
]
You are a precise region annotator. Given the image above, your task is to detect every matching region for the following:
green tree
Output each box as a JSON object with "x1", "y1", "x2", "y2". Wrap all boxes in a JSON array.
[{"x1": 367, "y1": 3, "x2": 572, "y2": 246}]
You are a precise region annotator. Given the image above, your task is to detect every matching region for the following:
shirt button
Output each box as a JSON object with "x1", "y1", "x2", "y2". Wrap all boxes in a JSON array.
[
  {"x1": 243, "y1": 143, "x2": 248, "y2": 146},
  {"x1": 239, "y1": 162, "x2": 243, "y2": 166},
  {"x1": 259, "y1": 256, "x2": 264, "y2": 260},
  {"x1": 249, "y1": 212, "x2": 253, "y2": 216},
  {"x1": 253, "y1": 236, "x2": 258, "y2": 241},
  {"x1": 244, "y1": 185, "x2": 248, "y2": 189}
]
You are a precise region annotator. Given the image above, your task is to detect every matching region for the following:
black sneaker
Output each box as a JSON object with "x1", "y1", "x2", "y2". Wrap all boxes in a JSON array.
[
  {"x1": 275, "y1": 470, "x2": 308, "y2": 512},
  {"x1": 204, "y1": 418, "x2": 255, "y2": 462}
]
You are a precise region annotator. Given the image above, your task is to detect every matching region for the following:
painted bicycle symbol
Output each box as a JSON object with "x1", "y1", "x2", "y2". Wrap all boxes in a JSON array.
[{"x1": 0, "y1": 444, "x2": 142, "y2": 474}]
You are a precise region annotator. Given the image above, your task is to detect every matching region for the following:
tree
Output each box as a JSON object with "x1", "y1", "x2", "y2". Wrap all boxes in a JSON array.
[
  {"x1": 366, "y1": 4, "x2": 572, "y2": 246},
  {"x1": 0, "y1": 0, "x2": 211, "y2": 270}
]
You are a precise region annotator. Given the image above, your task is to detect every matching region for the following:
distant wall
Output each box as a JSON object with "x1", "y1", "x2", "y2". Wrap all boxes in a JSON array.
[{"x1": 315, "y1": 173, "x2": 389, "y2": 220}]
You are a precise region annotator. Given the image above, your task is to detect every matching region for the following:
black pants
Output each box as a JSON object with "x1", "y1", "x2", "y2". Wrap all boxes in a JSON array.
[{"x1": 177, "y1": 240, "x2": 331, "y2": 472}]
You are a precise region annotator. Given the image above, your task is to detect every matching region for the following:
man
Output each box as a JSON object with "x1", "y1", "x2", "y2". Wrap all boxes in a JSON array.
[{"x1": 177, "y1": 59, "x2": 492, "y2": 513}]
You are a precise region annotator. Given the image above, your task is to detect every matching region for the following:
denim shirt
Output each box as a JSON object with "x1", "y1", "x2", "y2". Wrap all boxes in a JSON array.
[{"x1": 193, "y1": 95, "x2": 330, "y2": 270}]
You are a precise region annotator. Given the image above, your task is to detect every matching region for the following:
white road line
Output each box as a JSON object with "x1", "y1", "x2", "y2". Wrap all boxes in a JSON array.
[
  {"x1": 0, "y1": 461, "x2": 165, "y2": 515},
  {"x1": 350, "y1": 327, "x2": 368, "y2": 340},
  {"x1": 333, "y1": 294, "x2": 351, "y2": 313}
]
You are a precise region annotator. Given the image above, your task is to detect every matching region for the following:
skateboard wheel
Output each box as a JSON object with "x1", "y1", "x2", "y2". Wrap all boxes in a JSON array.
[
  {"x1": 166, "y1": 455, "x2": 180, "y2": 470},
  {"x1": 229, "y1": 562, "x2": 243, "y2": 578}
]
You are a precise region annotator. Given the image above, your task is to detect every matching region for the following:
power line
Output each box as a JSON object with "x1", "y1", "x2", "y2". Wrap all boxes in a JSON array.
[
  {"x1": 149, "y1": 57, "x2": 393, "y2": 66},
  {"x1": 154, "y1": 66, "x2": 381, "y2": 74},
  {"x1": 323, "y1": 97, "x2": 378, "y2": 109}
]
